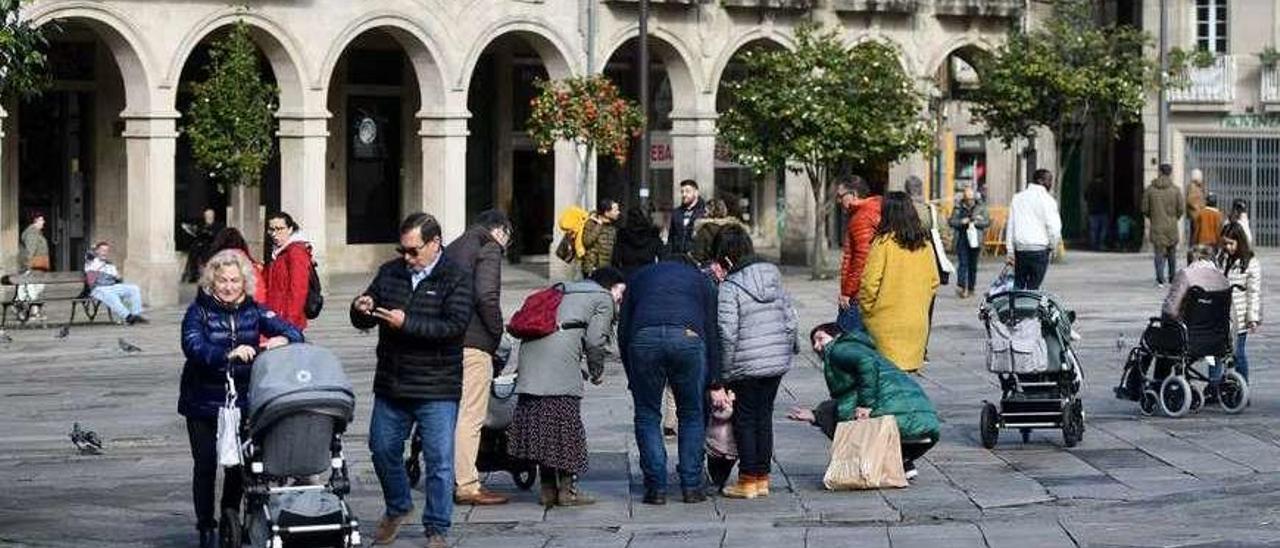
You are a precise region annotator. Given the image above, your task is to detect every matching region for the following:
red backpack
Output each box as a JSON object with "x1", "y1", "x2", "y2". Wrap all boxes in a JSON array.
[{"x1": 507, "y1": 284, "x2": 565, "y2": 340}]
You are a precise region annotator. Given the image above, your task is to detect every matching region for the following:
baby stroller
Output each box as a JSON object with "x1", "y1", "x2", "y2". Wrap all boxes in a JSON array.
[
  {"x1": 1114, "y1": 286, "x2": 1248, "y2": 417},
  {"x1": 405, "y1": 373, "x2": 537, "y2": 491},
  {"x1": 231, "y1": 344, "x2": 360, "y2": 548},
  {"x1": 978, "y1": 272, "x2": 1085, "y2": 448}
]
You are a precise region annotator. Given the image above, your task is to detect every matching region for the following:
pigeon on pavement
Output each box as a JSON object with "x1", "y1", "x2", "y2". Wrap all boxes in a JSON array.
[
  {"x1": 56, "y1": 325, "x2": 70, "y2": 339},
  {"x1": 69, "y1": 423, "x2": 104, "y2": 455},
  {"x1": 117, "y1": 338, "x2": 142, "y2": 353},
  {"x1": 0, "y1": 331, "x2": 11, "y2": 344}
]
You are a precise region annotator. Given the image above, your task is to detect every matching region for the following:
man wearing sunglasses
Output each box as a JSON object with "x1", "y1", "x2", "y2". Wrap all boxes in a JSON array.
[{"x1": 351, "y1": 212, "x2": 474, "y2": 548}]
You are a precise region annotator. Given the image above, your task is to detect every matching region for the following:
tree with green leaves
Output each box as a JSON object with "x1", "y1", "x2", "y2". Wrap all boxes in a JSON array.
[
  {"x1": 969, "y1": 0, "x2": 1156, "y2": 192},
  {"x1": 527, "y1": 75, "x2": 645, "y2": 205},
  {"x1": 718, "y1": 23, "x2": 931, "y2": 277},
  {"x1": 0, "y1": 0, "x2": 50, "y2": 100},
  {"x1": 184, "y1": 20, "x2": 278, "y2": 190}
]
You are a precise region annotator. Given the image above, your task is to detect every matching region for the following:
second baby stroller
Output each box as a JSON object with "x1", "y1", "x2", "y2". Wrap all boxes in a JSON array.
[
  {"x1": 1114, "y1": 286, "x2": 1248, "y2": 417},
  {"x1": 405, "y1": 373, "x2": 537, "y2": 491},
  {"x1": 230, "y1": 343, "x2": 360, "y2": 548},
  {"x1": 979, "y1": 285, "x2": 1085, "y2": 449}
]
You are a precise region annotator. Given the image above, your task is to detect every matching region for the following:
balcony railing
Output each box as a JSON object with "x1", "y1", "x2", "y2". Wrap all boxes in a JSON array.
[
  {"x1": 831, "y1": 0, "x2": 919, "y2": 13},
  {"x1": 1168, "y1": 55, "x2": 1236, "y2": 104},
  {"x1": 1263, "y1": 64, "x2": 1280, "y2": 104},
  {"x1": 933, "y1": 0, "x2": 1022, "y2": 17}
]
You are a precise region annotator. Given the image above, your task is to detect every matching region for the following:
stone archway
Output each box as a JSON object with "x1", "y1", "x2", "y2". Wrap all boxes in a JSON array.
[{"x1": 463, "y1": 28, "x2": 578, "y2": 260}]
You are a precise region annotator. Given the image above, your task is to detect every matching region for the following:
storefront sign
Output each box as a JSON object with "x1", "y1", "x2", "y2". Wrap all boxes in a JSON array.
[
  {"x1": 1221, "y1": 114, "x2": 1280, "y2": 129},
  {"x1": 956, "y1": 134, "x2": 986, "y2": 153},
  {"x1": 645, "y1": 132, "x2": 750, "y2": 170}
]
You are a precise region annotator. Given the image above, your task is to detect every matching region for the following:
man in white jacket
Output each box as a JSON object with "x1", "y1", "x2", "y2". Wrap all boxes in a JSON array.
[{"x1": 1005, "y1": 169, "x2": 1062, "y2": 290}]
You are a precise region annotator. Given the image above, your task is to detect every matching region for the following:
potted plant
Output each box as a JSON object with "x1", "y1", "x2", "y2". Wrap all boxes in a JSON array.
[{"x1": 1259, "y1": 46, "x2": 1280, "y2": 69}]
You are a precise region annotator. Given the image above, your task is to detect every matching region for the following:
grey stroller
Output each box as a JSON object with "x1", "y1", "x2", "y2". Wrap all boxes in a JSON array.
[
  {"x1": 230, "y1": 344, "x2": 361, "y2": 548},
  {"x1": 978, "y1": 285, "x2": 1086, "y2": 448}
]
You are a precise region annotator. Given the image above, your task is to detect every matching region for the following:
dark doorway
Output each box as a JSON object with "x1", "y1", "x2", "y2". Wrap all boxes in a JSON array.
[
  {"x1": 346, "y1": 96, "x2": 402, "y2": 244},
  {"x1": 18, "y1": 91, "x2": 94, "y2": 271},
  {"x1": 511, "y1": 150, "x2": 555, "y2": 255}
]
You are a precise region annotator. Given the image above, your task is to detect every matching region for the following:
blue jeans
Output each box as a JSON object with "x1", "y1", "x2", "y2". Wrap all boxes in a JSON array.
[
  {"x1": 91, "y1": 284, "x2": 143, "y2": 319},
  {"x1": 1013, "y1": 250, "x2": 1050, "y2": 290},
  {"x1": 954, "y1": 241, "x2": 981, "y2": 291},
  {"x1": 1088, "y1": 214, "x2": 1109, "y2": 250},
  {"x1": 625, "y1": 326, "x2": 707, "y2": 491},
  {"x1": 1212, "y1": 333, "x2": 1251, "y2": 383},
  {"x1": 368, "y1": 396, "x2": 458, "y2": 537},
  {"x1": 836, "y1": 305, "x2": 864, "y2": 334}
]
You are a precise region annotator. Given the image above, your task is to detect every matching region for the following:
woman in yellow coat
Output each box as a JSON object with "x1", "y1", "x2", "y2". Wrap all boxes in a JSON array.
[{"x1": 859, "y1": 191, "x2": 940, "y2": 372}]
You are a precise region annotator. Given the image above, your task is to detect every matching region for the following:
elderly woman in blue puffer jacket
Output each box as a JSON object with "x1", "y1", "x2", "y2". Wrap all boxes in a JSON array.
[
  {"x1": 179, "y1": 249, "x2": 303, "y2": 548},
  {"x1": 709, "y1": 225, "x2": 798, "y2": 500}
]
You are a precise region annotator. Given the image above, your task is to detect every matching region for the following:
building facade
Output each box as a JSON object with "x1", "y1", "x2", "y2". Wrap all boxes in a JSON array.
[
  {"x1": 1142, "y1": 0, "x2": 1280, "y2": 247},
  {"x1": 1, "y1": 0, "x2": 1029, "y2": 305}
]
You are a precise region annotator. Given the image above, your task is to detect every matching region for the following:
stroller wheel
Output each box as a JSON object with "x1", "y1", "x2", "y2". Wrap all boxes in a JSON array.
[
  {"x1": 512, "y1": 466, "x2": 537, "y2": 491},
  {"x1": 979, "y1": 403, "x2": 999, "y2": 449},
  {"x1": 1159, "y1": 375, "x2": 1192, "y2": 418},
  {"x1": 1219, "y1": 371, "x2": 1249, "y2": 414},
  {"x1": 1139, "y1": 390, "x2": 1159, "y2": 416}
]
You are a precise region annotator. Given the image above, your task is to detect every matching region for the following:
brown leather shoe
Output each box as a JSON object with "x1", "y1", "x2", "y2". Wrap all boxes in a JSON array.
[
  {"x1": 454, "y1": 488, "x2": 510, "y2": 505},
  {"x1": 425, "y1": 533, "x2": 449, "y2": 548},
  {"x1": 371, "y1": 508, "x2": 413, "y2": 545}
]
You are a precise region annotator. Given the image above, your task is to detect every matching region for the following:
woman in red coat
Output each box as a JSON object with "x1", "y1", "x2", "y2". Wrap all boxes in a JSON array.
[{"x1": 265, "y1": 212, "x2": 312, "y2": 330}]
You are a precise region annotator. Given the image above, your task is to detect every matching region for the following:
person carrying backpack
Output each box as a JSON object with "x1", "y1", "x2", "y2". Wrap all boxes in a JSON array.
[
  {"x1": 265, "y1": 212, "x2": 315, "y2": 331},
  {"x1": 507, "y1": 267, "x2": 627, "y2": 507}
]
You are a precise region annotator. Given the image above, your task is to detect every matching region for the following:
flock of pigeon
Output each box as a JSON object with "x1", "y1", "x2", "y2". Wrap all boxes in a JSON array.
[{"x1": 1, "y1": 325, "x2": 142, "y2": 455}]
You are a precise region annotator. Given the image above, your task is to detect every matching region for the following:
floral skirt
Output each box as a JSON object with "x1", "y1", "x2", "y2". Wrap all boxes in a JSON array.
[{"x1": 506, "y1": 395, "x2": 588, "y2": 474}]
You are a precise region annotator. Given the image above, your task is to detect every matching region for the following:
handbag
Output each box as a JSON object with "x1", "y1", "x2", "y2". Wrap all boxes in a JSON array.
[
  {"x1": 217, "y1": 370, "x2": 243, "y2": 467},
  {"x1": 822, "y1": 416, "x2": 908, "y2": 490},
  {"x1": 29, "y1": 255, "x2": 50, "y2": 272},
  {"x1": 966, "y1": 223, "x2": 981, "y2": 250},
  {"x1": 928, "y1": 204, "x2": 954, "y2": 285}
]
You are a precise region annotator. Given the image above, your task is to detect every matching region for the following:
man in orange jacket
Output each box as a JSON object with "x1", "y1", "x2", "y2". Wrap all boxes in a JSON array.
[{"x1": 835, "y1": 176, "x2": 881, "y2": 333}]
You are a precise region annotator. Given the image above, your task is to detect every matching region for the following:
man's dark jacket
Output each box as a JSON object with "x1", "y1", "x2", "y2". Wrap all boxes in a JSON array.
[
  {"x1": 443, "y1": 225, "x2": 504, "y2": 354},
  {"x1": 667, "y1": 199, "x2": 706, "y2": 256},
  {"x1": 618, "y1": 260, "x2": 721, "y2": 383},
  {"x1": 350, "y1": 256, "x2": 474, "y2": 400}
]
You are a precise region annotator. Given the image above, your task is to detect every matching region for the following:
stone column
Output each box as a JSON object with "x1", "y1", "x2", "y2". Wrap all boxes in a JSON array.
[
  {"x1": 278, "y1": 112, "x2": 330, "y2": 283},
  {"x1": 418, "y1": 111, "x2": 470, "y2": 241},
  {"x1": 670, "y1": 110, "x2": 718, "y2": 199},
  {"x1": 121, "y1": 113, "x2": 181, "y2": 307},
  {"x1": 550, "y1": 140, "x2": 582, "y2": 281},
  {"x1": 0, "y1": 105, "x2": 13, "y2": 272},
  {"x1": 780, "y1": 168, "x2": 814, "y2": 267}
]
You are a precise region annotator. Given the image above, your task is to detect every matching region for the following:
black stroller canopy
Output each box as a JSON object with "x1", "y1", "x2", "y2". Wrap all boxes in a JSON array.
[{"x1": 247, "y1": 343, "x2": 355, "y2": 436}]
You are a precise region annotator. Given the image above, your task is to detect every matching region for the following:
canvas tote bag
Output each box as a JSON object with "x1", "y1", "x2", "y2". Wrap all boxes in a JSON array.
[
  {"x1": 822, "y1": 416, "x2": 908, "y2": 490},
  {"x1": 217, "y1": 370, "x2": 243, "y2": 467}
]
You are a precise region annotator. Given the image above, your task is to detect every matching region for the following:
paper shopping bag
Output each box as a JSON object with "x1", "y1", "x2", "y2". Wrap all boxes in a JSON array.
[{"x1": 822, "y1": 416, "x2": 907, "y2": 490}]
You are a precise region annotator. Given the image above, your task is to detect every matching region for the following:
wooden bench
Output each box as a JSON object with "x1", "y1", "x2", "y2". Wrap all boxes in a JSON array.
[
  {"x1": 0, "y1": 271, "x2": 114, "y2": 328},
  {"x1": 982, "y1": 206, "x2": 1009, "y2": 257}
]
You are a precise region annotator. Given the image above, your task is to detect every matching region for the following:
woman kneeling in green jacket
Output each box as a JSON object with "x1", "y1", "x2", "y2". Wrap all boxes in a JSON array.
[{"x1": 788, "y1": 323, "x2": 941, "y2": 480}]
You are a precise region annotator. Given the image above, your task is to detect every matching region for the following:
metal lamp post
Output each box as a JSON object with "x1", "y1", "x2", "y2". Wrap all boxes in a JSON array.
[{"x1": 637, "y1": 0, "x2": 651, "y2": 207}]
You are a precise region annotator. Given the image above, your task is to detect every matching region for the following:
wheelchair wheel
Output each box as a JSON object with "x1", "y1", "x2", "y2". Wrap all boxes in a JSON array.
[
  {"x1": 1189, "y1": 384, "x2": 1204, "y2": 413},
  {"x1": 979, "y1": 403, "x2": 999, "y2": 449},
  {"x1": 1219, "y1": 371, "x2": 1249, "y2": 414},
  {"x1": 1159, "y1": 375, "x2": 1192, "y2": 418},
  {"x1": 1139, "y1": 390, "x2": 1159, "y2": 416}
]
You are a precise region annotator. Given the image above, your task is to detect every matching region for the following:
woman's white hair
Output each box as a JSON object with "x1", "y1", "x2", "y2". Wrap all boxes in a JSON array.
[{"x1": 200, "y1": 249, "x2": 256, "y2": 299}]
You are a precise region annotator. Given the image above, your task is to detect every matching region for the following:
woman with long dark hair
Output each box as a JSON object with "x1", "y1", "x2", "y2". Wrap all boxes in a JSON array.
[
  {"x1": 1217, "y1": 222, "x2": 1262, "y2": 385},
  {"x1": 264, "y1": 212, "x2": 313, "y2": 330},
  {"x1": 612, "y1": 206, "x2": 664, "y2": 276},
  {"x1": 858, "y1": 191, "x2": 939, "y2": 372}
]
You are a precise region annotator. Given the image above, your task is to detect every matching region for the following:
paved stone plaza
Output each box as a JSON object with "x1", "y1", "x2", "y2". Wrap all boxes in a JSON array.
[{"x1": 2, "y1": 251, "x2": 1279, "y2": 547}]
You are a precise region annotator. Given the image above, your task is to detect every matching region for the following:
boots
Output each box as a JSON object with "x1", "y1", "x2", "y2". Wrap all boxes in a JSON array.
[
  {"x1": 555, "y1": 470, "x2": 595, "y2": 506},
  {"x1": 721, "y1": 474, "x2": 759, "y2": 499},
  {"x1": 755, "y1": 474, "x2": 770, "y2": 497},
  {"x1": 538, "y1": 466, "x2": 558, "y2": 507}
]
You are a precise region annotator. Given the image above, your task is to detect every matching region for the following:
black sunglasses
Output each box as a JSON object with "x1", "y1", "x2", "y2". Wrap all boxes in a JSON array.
[{"x1": 396, "y1": 242, "x2": 430, "y2": 256}]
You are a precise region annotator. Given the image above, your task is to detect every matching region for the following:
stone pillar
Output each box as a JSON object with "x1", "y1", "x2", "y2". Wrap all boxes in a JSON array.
[
  {"x1": 550, "y1": 140, "x2": 582, "y2": 281},
  {"x1": 0, "y1": 105, "x2": 13, "y2": 272},
  {"x1": 278, "y1": 112, "x2": 330, "y2": 283},
  {"x1": 780, "y1": 168, "x2": 815, "y2": 267},
  {"x1": 670, "y1": 111, "x2": 718, "y2": 199},
  {"x1": 121, "y1": 114, "x2": 181, "y2": 307},
  {"x1": 418, "y1": 111, "x2": 470, "y2": 241}
]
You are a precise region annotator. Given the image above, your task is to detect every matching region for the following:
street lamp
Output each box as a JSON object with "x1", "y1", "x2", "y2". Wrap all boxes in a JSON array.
[{"x1": 637, "y1": 0, "x2": 651, "y2": 207}]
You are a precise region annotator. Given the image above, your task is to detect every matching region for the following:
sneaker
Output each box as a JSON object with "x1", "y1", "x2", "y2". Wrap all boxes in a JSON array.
[
  {"x1": 904, "y1": 460, "x2": 918, "y2": 481},
  {"x1": 425, "y1": 534, "x2": 449, "y2": 548},
  {"x1": 371, "y1": 507, "x2": 414, "y2": 545}
]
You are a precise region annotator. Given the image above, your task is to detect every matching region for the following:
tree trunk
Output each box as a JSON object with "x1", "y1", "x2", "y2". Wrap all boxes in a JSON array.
[{"x1": 807, "y1": 167, "x2": 830, "y2": 280}]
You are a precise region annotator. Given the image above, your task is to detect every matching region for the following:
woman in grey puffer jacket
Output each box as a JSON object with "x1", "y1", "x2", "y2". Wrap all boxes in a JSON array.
[{"x1": 712, "y1": 225, "x2": 798, "y2": 499}]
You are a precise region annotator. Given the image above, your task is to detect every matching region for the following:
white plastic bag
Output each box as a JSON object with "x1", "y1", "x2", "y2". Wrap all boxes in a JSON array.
[
  {"x1": 217, "y1": 371, "x2": 243, "y2": 467},
  {"x1": 966, "y1": 223, "x2": 981, "y2": 249}
]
